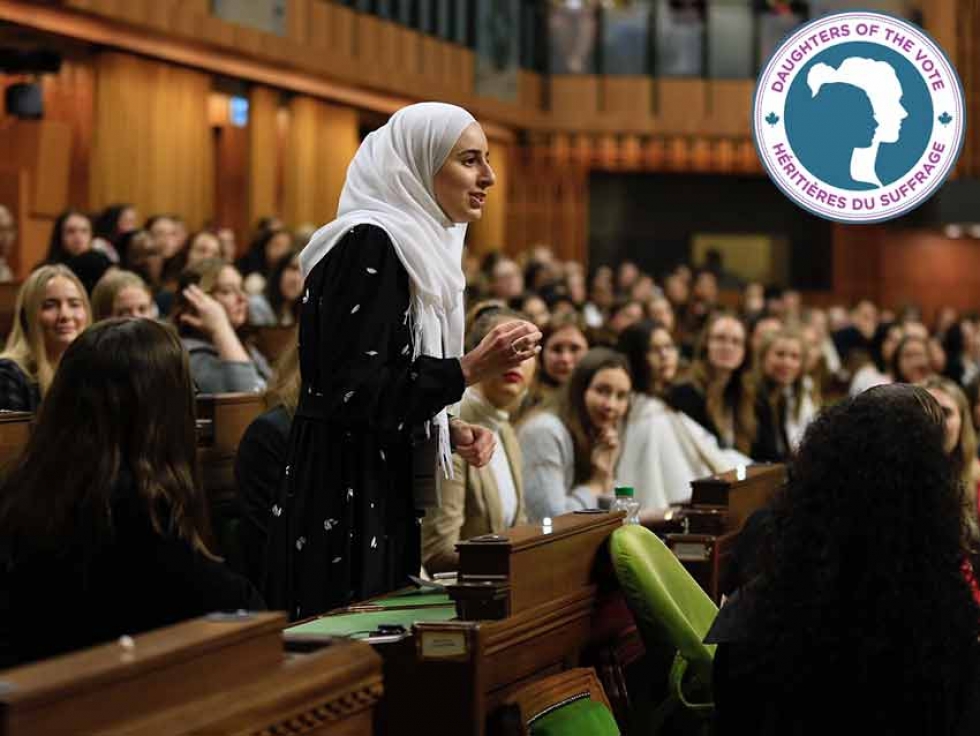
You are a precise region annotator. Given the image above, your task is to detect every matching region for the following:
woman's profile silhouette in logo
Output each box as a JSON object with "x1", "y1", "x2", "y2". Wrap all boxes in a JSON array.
[{"x1": 808, "y1": 57, "x2": 909, "y2": 187}]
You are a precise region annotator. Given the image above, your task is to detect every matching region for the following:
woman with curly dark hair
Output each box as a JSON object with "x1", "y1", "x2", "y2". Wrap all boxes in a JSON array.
[{"x1": 708, "y1": 383, "x2": 980, "y2": 735}]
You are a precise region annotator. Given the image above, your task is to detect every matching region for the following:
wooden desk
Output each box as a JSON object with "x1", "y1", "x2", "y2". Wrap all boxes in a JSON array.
[
  {"x1": 663, "y1": 463, "x2": 786, "y2": 602},
  {"x1": 286, "y1": 511, "x2": 628, "y2": 736},
  {"x1": 0, "y1": 613, "x2": 383, "y2": 735}
]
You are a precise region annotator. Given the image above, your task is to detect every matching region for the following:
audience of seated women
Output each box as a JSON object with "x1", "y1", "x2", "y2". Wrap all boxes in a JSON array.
[
  {"x1": 519, "y1": 348, "x2": 631, "y2": 521},
  {"x1": 708, "y1": 384, "x2": 980, "y2": 735},
  {"x1": 617, "y1": 321, "x2": 749, "y2": 517},
  {"x1": 91, "y1": 270, "x2": 157, "y2": 321},
  {"x1": 235, "y1": 344, "x2": 300, "y2": 589},
  {"x1": 0, "y1": 318, "x2": 263, "y2": 669},
  {"x1": 248, "y1": 251, "x2": 303, "y2": 327},
  {"x1": 0, "y1": 265, "x2": 90, "y2": 412},
  {"x1": 173, "y1": 258, "x2": 270, "y2": 394},
  {"x1": 422, "y1": 308, "x2": 534, "y2": 573},
  {"x1": 668, "y1": 312, "x2": 756, "y2": 455},
  {"x1": 751, "y1": 328, "x2": 818, "y2": 462}
]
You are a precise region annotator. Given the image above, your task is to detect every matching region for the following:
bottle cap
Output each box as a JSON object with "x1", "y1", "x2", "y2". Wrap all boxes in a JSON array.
[{"x1": 614, "y1": 486, "x2": 634, "y2": 498}]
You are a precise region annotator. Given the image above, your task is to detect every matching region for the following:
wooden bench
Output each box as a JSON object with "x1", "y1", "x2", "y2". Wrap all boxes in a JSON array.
[{"x1": 0, "y1": 612, "x2": 383, "y2": 735}]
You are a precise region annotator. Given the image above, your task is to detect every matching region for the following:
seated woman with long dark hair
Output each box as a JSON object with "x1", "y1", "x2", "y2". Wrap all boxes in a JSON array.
[
  {"x1": 519, "y1": 347, "x2": 631, "y2": 521},
  {"x1": 708, "y1": 384, "x2": 980, "y2": 735},
  {"x1": 0, "y1": 319, "x2": 262, "y2": 668}
]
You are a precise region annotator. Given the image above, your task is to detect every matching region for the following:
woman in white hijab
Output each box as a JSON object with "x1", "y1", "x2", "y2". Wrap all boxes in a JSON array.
[{"x1": 264, "y1": 102, "x2": 541, "y2": 619}]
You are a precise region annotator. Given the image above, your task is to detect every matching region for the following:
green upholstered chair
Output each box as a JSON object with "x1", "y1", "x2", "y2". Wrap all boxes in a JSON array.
[
  {"x1": 608, "y1": 524, "x2": 718, "y2": 733},
  {"x1": 500, "y1": 668, "x2": 621, "y2": 736}
]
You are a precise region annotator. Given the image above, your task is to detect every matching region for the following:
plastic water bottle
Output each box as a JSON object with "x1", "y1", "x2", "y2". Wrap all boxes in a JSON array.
[{"x1": 612, "y1": 486, "x2": 641, "y2": 525}]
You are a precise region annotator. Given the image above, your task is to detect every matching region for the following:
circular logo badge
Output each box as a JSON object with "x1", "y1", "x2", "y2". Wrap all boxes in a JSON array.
[{"x1": 753, "y1": 11, "x2": 966, "y2": 223}]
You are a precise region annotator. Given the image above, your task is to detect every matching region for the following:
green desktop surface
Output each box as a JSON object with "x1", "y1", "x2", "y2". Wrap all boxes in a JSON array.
[{"x1": 285, "y1": 588, "x2": 457, "y2": 639}]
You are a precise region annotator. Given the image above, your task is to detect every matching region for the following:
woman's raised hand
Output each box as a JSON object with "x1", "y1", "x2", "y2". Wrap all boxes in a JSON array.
[
  {"x1": 459, "y1": 320, "x2": 542, "y2": 386},
  {"x1": 179, "y1": 285, "x2": 232, "y2": 338},
  {"x1": 589, "y1": 427, "x2": 620, "y2": 494}
]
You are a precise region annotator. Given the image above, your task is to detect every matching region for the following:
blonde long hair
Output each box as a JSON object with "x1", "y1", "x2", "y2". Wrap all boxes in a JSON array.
[
  {"x1": 922, "y1": 375, "x2": 980, "y2": 546},
  {"x1": 1, "y1": 265, "x2": 91, "y2": 394}
]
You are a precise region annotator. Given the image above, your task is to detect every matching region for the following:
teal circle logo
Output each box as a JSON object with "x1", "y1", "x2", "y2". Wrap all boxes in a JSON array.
[{"x1": 754, "y1": 12, "x2": 965, "y2": 223}]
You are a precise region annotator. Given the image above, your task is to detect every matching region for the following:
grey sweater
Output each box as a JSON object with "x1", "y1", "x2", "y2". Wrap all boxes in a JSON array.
[
  {"x1": 182, "y1": 337, "x2": 267, "y2": 394},
  {"x1": 517, "y1": 411, "x2": 597, "y2": 522}
]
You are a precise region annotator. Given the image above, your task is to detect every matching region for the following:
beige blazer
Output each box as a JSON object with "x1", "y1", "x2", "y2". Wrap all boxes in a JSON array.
[{"x1": 421, "y1": 391, "x2": 526, "y2": 573}]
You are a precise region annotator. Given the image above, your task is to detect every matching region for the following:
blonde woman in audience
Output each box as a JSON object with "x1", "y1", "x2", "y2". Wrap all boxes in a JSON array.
[
  {"x1": 752, "y1": 328, "x2": 818, "y2": 462},
  {"x1": 520, "y1": 348, "x2": 631, "y2": 521},
  {"x1": 0, "y1": 319, "x2": 262, "y2": 668},
  {"x1": 668, "y1": 312, "x2": 757, "y2": 454},
  {"x1": 422, "y1": 308, "x2": 534, "y2": 573},
  {"x1": 91, "y1": 270, "x2": 156, "y2": 321},
  {"x1": 924, "y1": 376, "x2": 980, "y2": 541},
  {"x1": 172, "y1": 257, "x2": 270, "y2": 394},
  {"x1": 235, "y1": 344, "x2": 301, "y2": 588},
  {"x1": 0, "y1": 265, "x2": 90, "y2": 412},
  {"x1": 617, "y1": 320, "x2": 750, "y2": 517}
]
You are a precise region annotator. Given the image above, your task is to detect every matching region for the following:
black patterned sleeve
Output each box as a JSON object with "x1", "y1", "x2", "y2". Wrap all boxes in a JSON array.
[
  {"x1": 300, "y1": 225, "x2": 465, "y2": 432},
  {"x1": 0, "y1": 360, "x2": 38, "y2": 413}
]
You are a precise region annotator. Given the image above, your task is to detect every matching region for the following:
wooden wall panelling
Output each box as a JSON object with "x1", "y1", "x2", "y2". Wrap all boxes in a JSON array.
[
  {"x1": 600, "y1": 77, "x2": 652, "y2": 129},
  {"x1": 656, "y1": 79, "x2": 707, "y2": 136},
  {"x1": 0, "y1": 168, "x2": 30, "y2": 276},
  {"x1": 90, "y1": 52, "x2": 214, "y2": 229},
  {"x1": 248, "y1": 86, "x2": 281, "y2": 233},
  {"x1": 286, "y1": 0, "x2": 310, "y2": 47},
  {"x1": 283, "y1": 96, "x2": 359, "y2": 229},
  {"x1": 467, "y1": 141, "x2": 511, "y2": 256},
  {"x1": 548, "y1": 76, "x2": 600, "y2": 126},
  {"x1": 953, "y1": 0, "x2": 978, "y2": 176},
  {"x1": 709, "y1": 80, "x2": 753, "y2": 137}
]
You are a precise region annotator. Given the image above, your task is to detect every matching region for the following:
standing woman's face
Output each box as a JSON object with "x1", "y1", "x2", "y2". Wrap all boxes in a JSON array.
[
  {"x1": 63, "y1": 215, "x2": 92, "y2": 257},
  {"x1": 433, "y1": 123, "x2": 496, "y2": 223}
]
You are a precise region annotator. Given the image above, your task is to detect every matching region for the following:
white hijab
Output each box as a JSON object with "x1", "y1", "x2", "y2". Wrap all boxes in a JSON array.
[{"x1": 300, "y1": 102, "x2": 475, "y2": 479}]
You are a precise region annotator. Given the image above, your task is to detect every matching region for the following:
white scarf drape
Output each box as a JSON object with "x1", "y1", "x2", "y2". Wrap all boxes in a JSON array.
[{"x1": 300, "y1": 102, "x2": 474, "y2": 479}]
